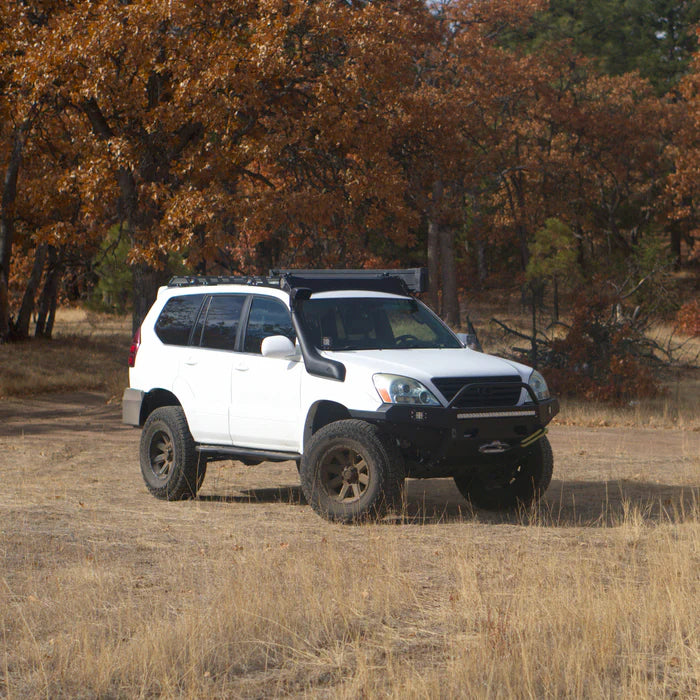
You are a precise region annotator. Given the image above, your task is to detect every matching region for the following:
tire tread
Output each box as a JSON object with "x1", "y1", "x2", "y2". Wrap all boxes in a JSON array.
[
  {"x1": 140, "y1": 406, "x2": 204, "y2": 500},
  {"x1": 300, "y1": 419, "x2": 404, "y2": 523}
]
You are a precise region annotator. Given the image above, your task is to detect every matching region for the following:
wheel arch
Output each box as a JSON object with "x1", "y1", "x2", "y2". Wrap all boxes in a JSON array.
[
  {"x1": 303, "y1": 400, "x2": 351, "y2": 449},
  {"x1": 140, "y1": 388, "x2": 182, "y2": 426}
]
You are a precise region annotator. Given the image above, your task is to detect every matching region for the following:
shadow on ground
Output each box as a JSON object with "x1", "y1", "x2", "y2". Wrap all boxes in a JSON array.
[
  {"x1": 197, "y1": 478, "x2": 698, "y2": 527},
  {"x1": 198, "y1": 486, "x2": 307, "y2": 506}
]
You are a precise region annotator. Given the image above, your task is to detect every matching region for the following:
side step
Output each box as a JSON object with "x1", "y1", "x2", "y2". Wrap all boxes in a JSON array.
[{"x1": 196, "y1": 444, "x2": 301, "y2": 463}]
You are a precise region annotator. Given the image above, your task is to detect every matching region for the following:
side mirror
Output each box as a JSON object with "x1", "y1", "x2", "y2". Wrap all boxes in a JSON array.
[
  {"x1": 261, "y1": 335, "x2": 298, "y2": 359},
  {"x1": 456, "y1": 332, "x2": 481, "y2": 351}
]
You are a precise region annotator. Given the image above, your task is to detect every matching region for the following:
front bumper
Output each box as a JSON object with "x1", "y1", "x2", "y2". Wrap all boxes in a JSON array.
[
  {"x1": 350, "y1": 396, "x2": 559, "y2": 468},
  {"x1": 353, "y1": 396, "x2": 558, "y2": 434}
]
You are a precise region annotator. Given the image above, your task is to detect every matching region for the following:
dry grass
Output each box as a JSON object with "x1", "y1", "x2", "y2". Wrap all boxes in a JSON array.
[
  {"x1": 554, "y1": 369, "x2": 700, "y2": 431},
  {"x1": 1, "y1": 502, "x2": 697, "y2": 698},
  {"x1": 0, "y1": 309, "x2": 130, "y2": 400}
]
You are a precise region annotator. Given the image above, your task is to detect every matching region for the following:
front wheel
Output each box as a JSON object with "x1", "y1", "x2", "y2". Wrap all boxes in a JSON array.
[
  {"x1": 453, "y1": 436, "x2": 553, "y2": 511},
  {"x1": 300, "y1": 419, "x2": 404, "y2": 523},
  {"x1": 140, "y1": 406, "x2": 206, "y2": 500}
]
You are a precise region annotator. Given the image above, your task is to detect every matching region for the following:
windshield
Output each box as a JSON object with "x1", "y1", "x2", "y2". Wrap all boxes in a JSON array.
[{"x1": 298, "y1": 297, "x2": 462, "y2": 351}]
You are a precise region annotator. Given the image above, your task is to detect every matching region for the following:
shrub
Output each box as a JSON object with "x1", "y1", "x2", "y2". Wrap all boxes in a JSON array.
[
  {"x1": 542, "y1": 288, "x2": 661, "y2": 404},
  {"x1": 675, "y1": 299, "x2": 700, "y2": 337}
]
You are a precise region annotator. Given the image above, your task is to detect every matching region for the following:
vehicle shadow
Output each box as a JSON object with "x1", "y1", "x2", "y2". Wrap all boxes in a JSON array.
[
  {"x1": 197, "y1": 478, "x2": 698, "y2": 527},
  {"x1": 198, "y1": 486, "x2": 306, "y2": 506},
  {"x1": 399, "y1": 478, "x2": 699, "y2": 527}
]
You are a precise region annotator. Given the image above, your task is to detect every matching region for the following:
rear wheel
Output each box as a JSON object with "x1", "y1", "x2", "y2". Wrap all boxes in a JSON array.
[
  {"x1": 300, "y1": 419, "x2": 404, "y2": 523},
  {"x1": 453, "y1": 436, "x2": 553, "y2": 511},
  {"x1": 140, "y1": 406, "x2": 205, "y2": 500}
]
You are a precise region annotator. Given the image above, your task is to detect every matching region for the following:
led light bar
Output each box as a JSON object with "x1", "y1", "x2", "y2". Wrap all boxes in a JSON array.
[{"x1": 457, "y1": 410, "x2": 537, "y2": 419}]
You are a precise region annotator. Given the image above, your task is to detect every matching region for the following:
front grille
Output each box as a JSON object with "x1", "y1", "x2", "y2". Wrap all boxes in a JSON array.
[{"x1": 432, "y1": 376, "x2": 522, "y2": 408}]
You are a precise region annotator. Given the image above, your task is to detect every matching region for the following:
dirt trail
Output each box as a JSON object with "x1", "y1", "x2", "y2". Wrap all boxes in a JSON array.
[{"x1": 1, "y1": 393, "x2": 697, "y2": 531}]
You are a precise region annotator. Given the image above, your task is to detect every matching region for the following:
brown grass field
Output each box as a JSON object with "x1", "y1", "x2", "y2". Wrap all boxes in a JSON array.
[{"x1": 0, "y1": 308, "x2": 698, "y2": 698}]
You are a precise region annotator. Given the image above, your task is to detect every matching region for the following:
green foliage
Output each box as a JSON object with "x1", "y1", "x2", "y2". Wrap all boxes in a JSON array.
[
  {"x1": 628, "y1": 236, "x2": 679, "y2": 316},
  {"x1": 526, "y1": 218, "x2": 579, "y2": 284},
  {"x1": 89, "y1": 227, "x2": 132, "y2": 314},
  {"x1": 89, "y1": 225, "x2": 191, "y2": 314},
  {"x1": 513, "y1": 0, "x2": 700, "y2": 93}
]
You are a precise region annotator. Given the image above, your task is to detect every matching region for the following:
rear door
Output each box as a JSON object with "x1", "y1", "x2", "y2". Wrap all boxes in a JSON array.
[
  {"x1": 178, "y1": 294, "x2": 247, "y2": 444},
  {"x1": 228, "y1": 295, "x2": 303, "y2": 451}
]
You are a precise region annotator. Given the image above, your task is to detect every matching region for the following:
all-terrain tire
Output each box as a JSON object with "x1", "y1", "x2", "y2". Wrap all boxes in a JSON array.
[
  {"x1": 300, "y1": 419, "x2": 404, "y2": 523},
  {"x1": 140, "y1": 406, "x2": 206, "y2": 500},
  {"x1": 453, "y1": 436, "x2": 553, "y2": 511}
]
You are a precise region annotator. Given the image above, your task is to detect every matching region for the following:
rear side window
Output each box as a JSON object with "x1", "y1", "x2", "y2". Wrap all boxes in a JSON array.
[
  {"x1": 200, "y1": 295, "x2": 246, "y2": 351},
  {"x1": 155, "y1": 295, "x2": 205, "y2": 345},
  {"x1": 243, "y1": 296, "x2": 294, "y2": 353}
]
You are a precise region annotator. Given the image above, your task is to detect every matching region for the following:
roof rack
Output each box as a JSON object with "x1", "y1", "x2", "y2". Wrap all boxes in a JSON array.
[
  {"x1": 167, "y1": 275, "x2": 280, "y2": 288},
  {"x1": 167, "y1": 268, "x2": 428, "y2": 295}
]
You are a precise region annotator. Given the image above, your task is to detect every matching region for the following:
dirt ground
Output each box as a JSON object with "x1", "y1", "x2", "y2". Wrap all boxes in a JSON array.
[
  {"x1": 1, "y1": 393, "x2": 697, "y2": 537},
  {"x1": 1, "y1": 394, "x2": 698, "y2": 696}
]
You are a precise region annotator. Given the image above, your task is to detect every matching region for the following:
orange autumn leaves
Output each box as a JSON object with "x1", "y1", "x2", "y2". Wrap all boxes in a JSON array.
[{"x1": 1, "y1": 0, "x2": 698, "y2": 338}]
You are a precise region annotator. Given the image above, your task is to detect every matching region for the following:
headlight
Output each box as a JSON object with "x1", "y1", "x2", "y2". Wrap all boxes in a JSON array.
[
  {"x1": 373, "y1": 374, "x2": 441, "y2": 406},
  {"x1": 528, "y1": 370, "x2": 550, "y2": 400}
]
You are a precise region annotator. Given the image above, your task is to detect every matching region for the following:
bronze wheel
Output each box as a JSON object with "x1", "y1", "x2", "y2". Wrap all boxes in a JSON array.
[
  {"x1": 319, "y1": 447, "x2": 371, "y2": 503},
  {"x1": 148, "y1": 430, "x2": 174, "y2": 480}
]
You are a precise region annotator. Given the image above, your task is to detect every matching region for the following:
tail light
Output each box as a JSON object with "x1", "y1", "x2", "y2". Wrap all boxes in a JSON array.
[{"x1": 128, "y1": 328, "x2": 141, "y2": 368}]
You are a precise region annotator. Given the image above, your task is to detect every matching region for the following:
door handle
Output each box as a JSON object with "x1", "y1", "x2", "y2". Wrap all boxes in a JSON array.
[
  {"x1": 235, "y1": 363, "x2": 249, "y2": 372},
  {"x1": 184, "y1": 357, "x2": 198, "y2": 366}
]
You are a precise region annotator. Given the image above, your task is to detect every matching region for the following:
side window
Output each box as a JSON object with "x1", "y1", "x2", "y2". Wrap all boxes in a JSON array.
[
  {"x1": 155, "y1": 295, "x2": 205, "y2": 346},
  {"x1": 243, "y1": 296, "x2": 294, "y2": 354},
  {"x1": 200, "y1": 295, "x2": 246, "y2": 351}
]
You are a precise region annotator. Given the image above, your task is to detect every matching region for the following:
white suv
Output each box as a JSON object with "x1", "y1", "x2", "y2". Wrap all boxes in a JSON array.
[{"x1": 123, "y1": 269, "x2": 559, "y2": 522}]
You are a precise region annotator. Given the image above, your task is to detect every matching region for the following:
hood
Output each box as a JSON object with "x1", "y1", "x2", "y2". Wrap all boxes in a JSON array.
[{"x1": 324, "y1": 348, "x2": 529, "y2": 385}]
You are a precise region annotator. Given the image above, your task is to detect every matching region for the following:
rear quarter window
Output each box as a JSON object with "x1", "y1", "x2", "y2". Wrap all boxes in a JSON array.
[{"x1": 154, "y1": 295, "x2": 205, "y2": 345}]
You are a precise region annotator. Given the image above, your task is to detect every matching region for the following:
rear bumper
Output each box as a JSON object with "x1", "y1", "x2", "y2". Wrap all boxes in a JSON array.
[{"x1": 122, "y1": 388, "x2": 144, "y2": 426}]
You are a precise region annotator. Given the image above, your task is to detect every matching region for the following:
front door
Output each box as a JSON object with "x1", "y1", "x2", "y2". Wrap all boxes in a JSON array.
[{"x1": 229, "y1": 296, "x2": 302, "y2": 451}]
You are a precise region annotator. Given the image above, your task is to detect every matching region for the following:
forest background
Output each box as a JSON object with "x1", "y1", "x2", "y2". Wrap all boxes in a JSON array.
[{"x1": 1, "y1": 0, "x2": 699, "y2": 401}]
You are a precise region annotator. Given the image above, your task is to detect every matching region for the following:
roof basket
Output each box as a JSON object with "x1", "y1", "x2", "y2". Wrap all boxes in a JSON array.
[{"x1": 271, "y1": 268, "x2": 427, "y2": 294}]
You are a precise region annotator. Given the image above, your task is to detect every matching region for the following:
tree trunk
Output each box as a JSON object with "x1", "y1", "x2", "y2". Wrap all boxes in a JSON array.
[
  {"x1": 426, "y1": 180, "x2": 443, "y2": 312},
  {"x1": 35, "y1": 245, "x2": 62, "y2": 338},
  {"x1": 439, "y1": 225, "x2": 460, "y2": 327},
  {"x1": 131, "y1": 261, "x2": 160, "y2": 335},
  {"x1": 670, "y1": 222, "x2": 682, "y2": 269},
  {"x1": 530, "y1": 286, "x2": 537, "y2": 368},
  {"x1": 475, "y1": 236, "x2": 487, "y2": 283},
  {"x1": 516, "y1": 222, "x2": 529, "y2": 272},
  {"x1": 0, "y1": 118, "x2": 31, "y2": 341},
  {"x1": 16, "y1": 243, "x2": 47, "y2": 338}
]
